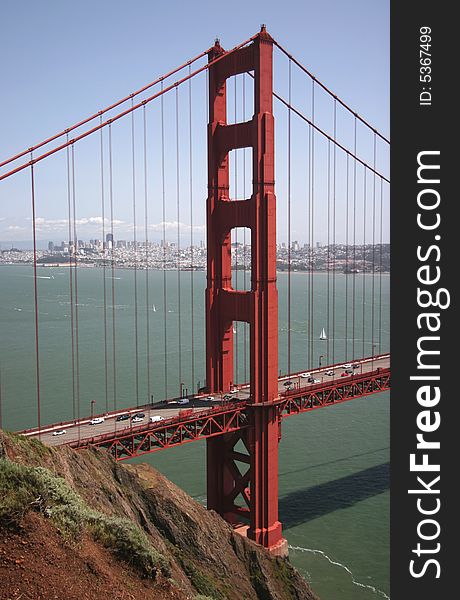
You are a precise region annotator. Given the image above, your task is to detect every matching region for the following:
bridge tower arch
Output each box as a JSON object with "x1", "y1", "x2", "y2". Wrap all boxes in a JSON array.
[{"x1": 205, "y1": 26, "x2": 286, "y2": 554}]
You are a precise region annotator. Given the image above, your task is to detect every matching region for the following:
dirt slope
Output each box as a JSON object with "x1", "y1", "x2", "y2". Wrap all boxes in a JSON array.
[{"x1": 0, "y1": 431, "x2": 319, "y2": 600}]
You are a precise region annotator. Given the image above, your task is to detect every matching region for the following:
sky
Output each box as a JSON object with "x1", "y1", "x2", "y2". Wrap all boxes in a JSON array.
[{"x1": 0, "y1": 0, "x2": 390, "y2": 247}]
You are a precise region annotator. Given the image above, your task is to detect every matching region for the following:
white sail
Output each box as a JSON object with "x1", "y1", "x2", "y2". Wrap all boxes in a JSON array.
[{"x1": 320, "y1": 327, "x2": 327, "y2": 340}]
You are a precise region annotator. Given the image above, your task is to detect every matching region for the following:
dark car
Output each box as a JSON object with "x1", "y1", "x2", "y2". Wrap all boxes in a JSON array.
[
  {"x1": 131, "y1": 412, "x2": 145, "y2": 420},
  {"x1": 116, "y1": 413, "x2": 130, "y2": 422}
]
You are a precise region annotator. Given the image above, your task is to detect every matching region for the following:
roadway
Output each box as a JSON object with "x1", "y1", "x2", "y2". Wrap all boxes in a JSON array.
[{"x1": 23, "y1": 354, "x2": 390, "y2": 447}]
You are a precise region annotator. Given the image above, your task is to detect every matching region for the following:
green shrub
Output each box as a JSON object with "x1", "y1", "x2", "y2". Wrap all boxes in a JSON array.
[{"x1": 0, "y1": 458, "x2": 168, "y2": 578}]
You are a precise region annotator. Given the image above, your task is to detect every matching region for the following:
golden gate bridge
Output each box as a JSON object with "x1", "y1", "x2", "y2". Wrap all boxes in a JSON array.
[{"x1": 0, "y1": 26, "x2": 390, "y2": 555}]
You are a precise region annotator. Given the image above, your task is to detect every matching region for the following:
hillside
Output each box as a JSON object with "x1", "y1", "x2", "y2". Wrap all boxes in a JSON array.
[{"x1": 0, "y1": 431, "x2": 319, "y2": 600}]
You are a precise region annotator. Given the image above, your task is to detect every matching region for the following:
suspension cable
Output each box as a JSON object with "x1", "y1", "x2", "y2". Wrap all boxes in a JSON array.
[
  {"x1": 362, "y1": 167, "x2": 367, "y2": 358},
  {"x1": 176, "y1": 86, "x2": 182, "y2": 395},
  {"x1": 345, "y1": 154, "x2": 349, "y2": 360},
  {"x1": 0, "y1": 49, "x2": 211, "y2": 170},
  {"x1": 326, "y1": 139, "x2": 331, "y2": 363},
  {"x1": 371, "y1": 133, "x2": 377, "y2": 365},
  {"x1": 161, "y1": 83, "x2": 168, "y2": 399},
  {"x1": 131, "y1": 103, "x2": 140, "y2": 407},
  {"x1": 99, "y1": 120, "x2": 109, "y2": 413},
  {"x1": 66, "y1": 139, "x2": 76, "y2": 421},
  {"x1": 30, "y1": 159, "x2": 41, "y2": 436},
  {"x1": 70, "y1": 145, "x2": 81, "y2": 441},
  {"x1": 242, "y1": 74, "x2": 248, "y2": 384},
  {"x1": 273, "y1": 40, "x2": 390, "y2": 145},
  {"x1": 287, "y1": 58, "x2": 292, "y2": 376},
  {"x1": 332, "y1": 99, "x2": 337, "y2": 364},
  {"x1": 188, "y1": 65, "x2": 195, "y2": 393},
  {"x1": 143, "y1": 106, "x2": 151, "y2": 404},
  {"x1": 1, "y1": 35, "x2": 258, "y2": 182},
  {"x1": 352, "y1": 117, "x2": 357, "y2": 360},
  {"x1": 310, "y1": 80, "x2": 316, "y2": 369},
  {"x1": 378, "y1": 177, "x2": 384, "y2": 353},
  {"x1": 108, "y1": 124, "x2": 117, "y2": 413}
]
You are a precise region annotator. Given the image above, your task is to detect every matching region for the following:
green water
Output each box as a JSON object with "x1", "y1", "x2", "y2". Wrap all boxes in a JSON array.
[{"x1": 0, "y1": 265, "x2": 389, "y2": 600}]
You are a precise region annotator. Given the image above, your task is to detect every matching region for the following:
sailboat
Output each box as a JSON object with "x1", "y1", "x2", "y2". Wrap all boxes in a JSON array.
[
  {"x1": 152, "y1": 304, "x2": 156, "y2": 312},
  {"x1": 319, "y1": 327, "x2": 327, "y2": 340}
]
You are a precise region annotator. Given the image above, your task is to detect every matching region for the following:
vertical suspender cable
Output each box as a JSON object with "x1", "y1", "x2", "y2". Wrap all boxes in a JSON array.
[
  {"x1": 131, "y1": 103, "x2": 140, "y2": 407},
  {"x1": 188, "y1": 65, "x2": 195, "y2": 393},
  {"x1": 332, "y1": 100, "x2": 337, "y2": 364},
  {"x1": 371, "y1": 134, "x2": 377, "y2": 364},
  {"x1": 326, "y1": 140, "x2": 331, "y2": 362},
  {"x1": 362, "y1": 167, "x2": 367, "y2": 358},
  {"x1": 345, "y1": 154, "x2": 349, "y2": 360},
  {"x1": 71, "y1": 145, "x2": 81, "y2": 441},
  {"x1": 287, "y1": 58, "x2": 292, "y2": 376},
  {"x1": 352, "y1": 117, "x2": 357, "y2": 360},
  {"x1": 176, "y1": 87, "x2": 182, "y2": 395},
  {"x1": 307, "y1": 122, "x2": 312, "y2": 369},
  {"x1": 66, "y1": 140, "x2": 76, "y2": 421},
  {"x1": 242, "y1": 74, "x2": 248, "y2": 383},
  {"x1": 310, "y1": 80, "x2": 315, "y2": 369},
  {"x1": 108, "y1": 124, "x2": 117, "y2": 414},
  {"x1": 143, "y1": 106, "x2": 152, "y2": 403},
  {"x1": 161, "y1": 82, "x2": 168, "y2": 398},
  {"x1": 378, "y1": 177, "x2": 383, "y2": 353},
  {"x1": 30, "y1": 159, "x2": 41, "y2": 436},
  {"x1": 100, "y1": 120, "x2": 109, "y2": 413}
]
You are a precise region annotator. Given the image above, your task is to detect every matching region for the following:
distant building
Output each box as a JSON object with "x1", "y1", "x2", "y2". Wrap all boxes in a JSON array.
[{"x1": 48, "y1": 241, "x2": 54, "y2": 252}]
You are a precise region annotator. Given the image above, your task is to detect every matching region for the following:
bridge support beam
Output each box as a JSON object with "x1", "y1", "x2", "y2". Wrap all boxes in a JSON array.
[{"x1": 205, "y1": 27, "x2": 285, "y2": 553}]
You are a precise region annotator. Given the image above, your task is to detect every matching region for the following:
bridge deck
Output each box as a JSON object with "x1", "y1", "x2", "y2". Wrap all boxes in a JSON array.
[{"x1": 21, "y1": 355, "x2": 390, "y2": 453}]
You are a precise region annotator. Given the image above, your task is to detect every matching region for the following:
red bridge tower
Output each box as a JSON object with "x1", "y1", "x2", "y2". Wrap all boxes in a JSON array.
[{"x1": 205, "y1": 26, "x2": 286, "y2": 554}]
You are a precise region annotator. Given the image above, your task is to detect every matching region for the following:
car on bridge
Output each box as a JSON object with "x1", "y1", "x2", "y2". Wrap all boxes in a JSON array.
[
  {"x1": 176, "y1": 398, "x2": 190, "y2": 405},
  {"x1": 149, "y1": 415, "x2": 164, "y2": 423},
  {"x1": 131, "y1": 413, "x2": 145, "y2": 422},
  {"x1": 90, "y1": 417, "x2": 105, "y2": 425},
  {"x1": 325, "y1": 370, "x2": 334, "y2": 376},
  {"x1": 52, "y1": 429, "x2": 66, "y2": 436},
  {"x1": 300, "y1": 372, "x2": 311, "y2": 378},
  {"x1": 116, "y1": 413, "x2": 130, "y2": 422}
]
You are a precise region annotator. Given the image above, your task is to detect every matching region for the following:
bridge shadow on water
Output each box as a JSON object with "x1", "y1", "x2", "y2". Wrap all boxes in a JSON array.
[{"x1": 279, "y1": 462, "x2": 389, "y2": 530}]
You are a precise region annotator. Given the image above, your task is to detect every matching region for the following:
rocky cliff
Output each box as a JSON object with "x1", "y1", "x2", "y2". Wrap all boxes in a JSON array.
[{"x1": 0, "y1": 431, "x2": 318, "y2": 600}]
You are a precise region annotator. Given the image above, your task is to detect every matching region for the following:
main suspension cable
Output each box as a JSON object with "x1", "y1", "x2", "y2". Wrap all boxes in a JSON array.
[{"x1": 0, "y1": 49, "x2": 210, "y2": 170}]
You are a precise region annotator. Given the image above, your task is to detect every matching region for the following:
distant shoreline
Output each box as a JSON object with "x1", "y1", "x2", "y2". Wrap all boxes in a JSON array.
[{"x1": 0, "y1": 262, "x2": 390, "y2": 275}]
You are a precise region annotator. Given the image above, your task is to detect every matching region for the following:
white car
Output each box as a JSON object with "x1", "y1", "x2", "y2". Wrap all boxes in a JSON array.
[
  {"x1": 300, "y1": 372, "x2": 311, "y2": 378},
  {"x1": 149, "y1": 415, "x2": 164, "y2": 423},
  {"x1": 230, "y1": 388, "x2": 238, "y2": 394},
  {"x1": 90, "y1": 417, "x2": 105, "y2": 425},
  {"x1": 132, "y1": 416, "x2": 144, "y2": 423},
  {"x1": 205, "y1": 396, "x2": 215, "y2": 402},
  {"x1": 341, "y1": 363, "x2": 352, "y2": 369},
  {"x1": 52, "y1": 429, "x2": 66, "y2": 436},
  {"x1": 177, "y1": 398, "x2": 190, "y2": 405},
  {"x1": 325, "y1": 370, "x2": 334, "y2": 376}
]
